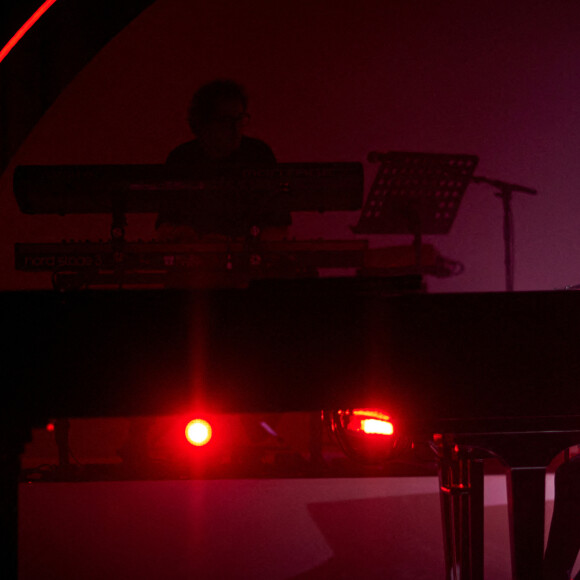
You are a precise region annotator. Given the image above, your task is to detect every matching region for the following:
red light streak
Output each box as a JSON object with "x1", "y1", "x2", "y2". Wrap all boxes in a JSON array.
[
  {"x1": 351, "y1": 409, "x2": 391, "y2": 422},
  {"x1": 0, "y1": 0, "x2": 59, "y2": 64}
]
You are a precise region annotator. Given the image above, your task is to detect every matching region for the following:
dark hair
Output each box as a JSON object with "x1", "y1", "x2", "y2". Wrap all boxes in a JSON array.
[{"x1": 187, "y1": 79, "x2": 248, "y2": 134}]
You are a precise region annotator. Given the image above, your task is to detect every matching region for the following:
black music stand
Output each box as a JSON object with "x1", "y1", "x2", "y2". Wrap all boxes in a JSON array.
[{"x1": 353, "y1": 152, "x2": 478, "y2": 266}]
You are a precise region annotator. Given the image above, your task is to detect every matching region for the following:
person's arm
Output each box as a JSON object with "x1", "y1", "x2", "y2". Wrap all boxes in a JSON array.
[{"x1": 156, "y1": 141, "x2": 200, "y2": 237}]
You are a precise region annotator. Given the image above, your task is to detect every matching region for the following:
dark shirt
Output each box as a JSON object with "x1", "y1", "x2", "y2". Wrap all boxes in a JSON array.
[
  {"x1": 157, "y1": 136, "x2": 289, "y2": 234},
  {"x1": 166, "y1": 135, "x2": 277, "y2": 166}
]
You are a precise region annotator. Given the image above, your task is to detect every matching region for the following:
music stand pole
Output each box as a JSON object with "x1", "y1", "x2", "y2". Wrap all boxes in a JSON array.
[
  {"x1": 410, "y1": 212, "x2": 422, "y2": 269},
  {"x1": 472, "y1": 176, "x2": 537, "y2": 292},
  {"x1": 498, "y1": 186, "x2": 515, "y2": 292}
]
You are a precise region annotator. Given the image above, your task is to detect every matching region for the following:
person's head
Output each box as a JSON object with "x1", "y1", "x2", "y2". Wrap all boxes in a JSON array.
[{"x1": 187, "y1": 79, "x2": 249, "y2": 158}]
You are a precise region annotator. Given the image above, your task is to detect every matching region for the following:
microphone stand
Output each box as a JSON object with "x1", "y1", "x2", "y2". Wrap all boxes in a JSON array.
[{"x1": 471, "y1": 176, "x2": 537, "y2": 292}]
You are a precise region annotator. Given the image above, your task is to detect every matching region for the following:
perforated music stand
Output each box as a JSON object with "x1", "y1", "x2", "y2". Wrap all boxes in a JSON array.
[{"x1": 353, "y1": 152, "x2": 478, "y2": 266}]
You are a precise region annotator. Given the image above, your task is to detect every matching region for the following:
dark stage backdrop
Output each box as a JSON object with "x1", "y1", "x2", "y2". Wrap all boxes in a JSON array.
[{"x1": 2, "y1": 0, "x2": 580, "y2": 292}]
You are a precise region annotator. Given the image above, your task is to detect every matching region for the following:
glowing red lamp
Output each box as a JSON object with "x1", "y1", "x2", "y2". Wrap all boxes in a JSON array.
[
  {"x1": 327, "y1": 408, "x2": 405, "y2": 464},
  {"x1": 185, "y1": 419, "x2": 212, "y2": 447},
  {"x1": 360, "y1": 418, "x2": 394, "y2": 435},
  {"x1": 349, "y1": 409, "x2": 395, "y2": 436}
]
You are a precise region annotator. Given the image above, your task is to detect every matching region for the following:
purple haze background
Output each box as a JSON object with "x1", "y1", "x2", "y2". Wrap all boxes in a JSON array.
[{"x1": 2, "y1": 0, "x2": 580, "y2": 292}]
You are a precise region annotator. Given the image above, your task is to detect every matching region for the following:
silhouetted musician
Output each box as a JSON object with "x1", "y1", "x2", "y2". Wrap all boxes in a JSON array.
[
  {"x1": 156, "y1": 79, "x2": 289, "y2": 241},
  {"x1": 120, "y1": 80, "x2": 292, "y2": 462}
]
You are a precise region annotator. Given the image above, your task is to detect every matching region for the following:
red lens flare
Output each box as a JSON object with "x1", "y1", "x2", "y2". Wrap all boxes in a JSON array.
[{"x1": 185, "y1": 419, "x2": 212, "y2": 447}]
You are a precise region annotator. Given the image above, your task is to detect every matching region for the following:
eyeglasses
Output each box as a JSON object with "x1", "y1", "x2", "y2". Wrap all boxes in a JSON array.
[{"x1": 211, "y1": 112, "x2": 251, "y2": 127}]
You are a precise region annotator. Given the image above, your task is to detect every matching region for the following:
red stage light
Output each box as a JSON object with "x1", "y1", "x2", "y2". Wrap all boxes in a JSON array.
[
  {"x1": 0, "y1": 0, "x2": 60, "y2": 64},
  {"x1": 348, "y1": 409, "x2": 395, "y2": 436},
  {"x1": 327, "y1": 408, "x2": 406, "y2": 464},
  {"x1": 185, "y1": 419, "x2": 212, "y2": 447},
  {"x1": 46, "y1": 422, "x2": 55, "y2": 432},
  {"x1": 360, "y1": 418, "x2": 394, "y2": 435}
]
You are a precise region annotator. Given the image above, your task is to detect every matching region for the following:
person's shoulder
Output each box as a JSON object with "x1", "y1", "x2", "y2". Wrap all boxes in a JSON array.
[
  {"x1": 240, "y1": 136, "x2": 276, "y2": 163},
  {"x1": 241, "y1": 135, "x2": 274, "y2": 152},
  {"x1": 166, "y1": 139, "x2": 203, "y2": 165}
]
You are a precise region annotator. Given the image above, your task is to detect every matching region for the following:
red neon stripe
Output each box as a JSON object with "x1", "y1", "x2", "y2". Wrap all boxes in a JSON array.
[{"x1": 0, "y1": 0, "x2": 59, "y2": 64}]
